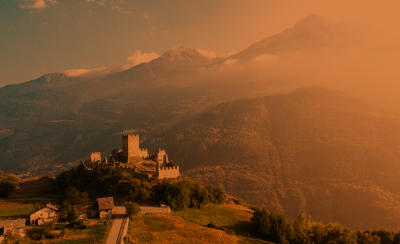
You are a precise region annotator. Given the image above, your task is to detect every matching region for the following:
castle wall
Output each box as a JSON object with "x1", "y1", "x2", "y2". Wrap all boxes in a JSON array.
[{"x1": 158, "y1": 166, "x2": 179, "y2": 179}]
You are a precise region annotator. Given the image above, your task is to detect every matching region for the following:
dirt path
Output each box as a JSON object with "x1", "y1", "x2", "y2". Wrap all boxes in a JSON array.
[{"x1": 106, "y1": 206, "x2": 127, "y2": 244}]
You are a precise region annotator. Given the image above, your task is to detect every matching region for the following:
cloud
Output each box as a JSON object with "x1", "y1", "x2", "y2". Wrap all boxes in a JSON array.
[
  {"x1": 126, "y1": 50, "x2": 160, "y2": 67},
  {"x1": 197, "y1": 49, "x2": 237, "y2": 59},
  {"x1": 19, "y1": 0, "x2": 56, "y2": 9},
  {"x1": 196, "y1": 49, "x2": 217, "y2": 58},
  {"x1": 63, "y1": 67, "x2": 107, "y2": 77},
  {"x1": 253, "y1": 54, "x2": 277, "y2": 63},
  {"x1": 223, "y1": 59, "x2": 238, "y2": 66},
  {"x1": 220, "y1": 51, "x2": 236, "y2": 58}
]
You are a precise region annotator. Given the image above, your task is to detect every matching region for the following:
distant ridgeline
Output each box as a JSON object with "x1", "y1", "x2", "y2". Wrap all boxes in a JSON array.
[{"x1": 81, "y1": 134, "x2": 180, "y2": 179}]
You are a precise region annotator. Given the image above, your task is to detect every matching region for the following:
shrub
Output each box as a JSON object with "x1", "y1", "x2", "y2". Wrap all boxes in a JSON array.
[
  {"x1": 125, "y1": 202, "x2": 141, "y2": 217},
  {"x1": 233, "y1": 197, "x2": 247, "y2": 206},
  {"x1": 206, "y1": 222, "x2": 235, "y2": 236}
]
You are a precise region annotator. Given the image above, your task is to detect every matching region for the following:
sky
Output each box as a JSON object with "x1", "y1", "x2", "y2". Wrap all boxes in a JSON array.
[{"x1": 1, "y1": 0, "x2": 400, "y2": 87}]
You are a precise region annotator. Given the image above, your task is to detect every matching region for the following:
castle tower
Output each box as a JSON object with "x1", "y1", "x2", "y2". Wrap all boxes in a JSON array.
[{"x1": 121, "y1": 134, "x2": 140, "y2": 158}]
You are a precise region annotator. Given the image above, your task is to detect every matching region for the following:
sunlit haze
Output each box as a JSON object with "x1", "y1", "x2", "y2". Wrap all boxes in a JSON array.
[{"x1": 1, "y1": 0, "x2": 400, "y2": 86}]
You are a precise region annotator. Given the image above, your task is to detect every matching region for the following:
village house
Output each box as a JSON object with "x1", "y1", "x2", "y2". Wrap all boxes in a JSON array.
[
  {"x1": 87, "y1": 197, "x2": 114, "y2": 219},
  {"x1": 29, "y1": 202, "x2": 58, "y2": 226},
  {"x1": 0, "y1": 219, "x2": 25, "y2": 243}
]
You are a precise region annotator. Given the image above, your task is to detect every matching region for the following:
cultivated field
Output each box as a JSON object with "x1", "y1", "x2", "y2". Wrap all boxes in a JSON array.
[{"x1": 0, "y1": 201, "x2": 38, "y2": 221}]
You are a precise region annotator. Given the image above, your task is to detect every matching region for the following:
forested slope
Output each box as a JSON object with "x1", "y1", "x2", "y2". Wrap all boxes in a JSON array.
[{"x1": 152, "y1": 87, "x2": 400, "y2": 230}]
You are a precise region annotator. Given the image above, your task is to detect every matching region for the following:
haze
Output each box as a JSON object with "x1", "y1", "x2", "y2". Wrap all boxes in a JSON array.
[{"x1": 1, "y1": 0, "x2": 400, "y2": 87}]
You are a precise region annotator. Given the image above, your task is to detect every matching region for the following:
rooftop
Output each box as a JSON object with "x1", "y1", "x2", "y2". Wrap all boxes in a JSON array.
[
  {"x1": 0, "y1": 219, "x2": 25, "y2": 229},
  {"x1": 97, "y1": 197, "x2": 114, "y2": 210}
]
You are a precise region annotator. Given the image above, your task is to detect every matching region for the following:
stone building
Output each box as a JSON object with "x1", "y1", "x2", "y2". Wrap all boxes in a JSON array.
[
  {"x1": 84, "y1": 134, "x2": 180, "y2": 179},
  {"x1": 0, "y1": 219, "x2": 25, "y2": 243},
  {"x1": 29, "y1": 203, "x2": 58, "y2": 226},
  {"x1": 87, "y1": 197, "x2": 114, "y2": 219}
]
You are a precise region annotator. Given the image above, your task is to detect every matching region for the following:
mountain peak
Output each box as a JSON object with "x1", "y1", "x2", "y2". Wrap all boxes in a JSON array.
[
  {"x1": 160, "y1": 46, "x2": 204, "y2": 61},
  {"x1": 293, "y1": 14, "x2": 332, "y2": 33}
]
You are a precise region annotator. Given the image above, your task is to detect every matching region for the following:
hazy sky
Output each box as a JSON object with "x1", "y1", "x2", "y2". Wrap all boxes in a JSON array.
[{"x1": 1, "y1": 0, "x2": 399, "y2": 87}]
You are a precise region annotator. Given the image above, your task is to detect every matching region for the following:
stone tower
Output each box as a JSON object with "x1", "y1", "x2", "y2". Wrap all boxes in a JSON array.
[
  {"x1": 121, "y1": 134, "x2": 149, "y2": 163},
  {"x1": 122, "y1": 134, "x2": 140, "y2": 158}
]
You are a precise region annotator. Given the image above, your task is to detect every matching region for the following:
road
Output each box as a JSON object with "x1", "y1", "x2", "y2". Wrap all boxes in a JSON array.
[{"x1": 106, "y1": 206, "x2": 127, "y2": 244}]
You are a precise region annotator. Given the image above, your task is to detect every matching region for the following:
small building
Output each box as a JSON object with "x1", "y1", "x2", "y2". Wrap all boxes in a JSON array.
[
  {"x1": 29, "y1": 203, "x2": 58, "y2": 226},
  {"x1": 87, "y1": 197, "x2": 114, "y2": 219},
  {"x1": 0, "y1": 218, "x2": 26, "y2": 243},
  {"x1": 72, "y1": 205, "x2": 89, "y2": 220}
]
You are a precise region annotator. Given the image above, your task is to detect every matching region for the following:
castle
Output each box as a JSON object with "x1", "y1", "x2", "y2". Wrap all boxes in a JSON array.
[{"x1": 82, "y1": 134, "x2": 179, "y2": 179}]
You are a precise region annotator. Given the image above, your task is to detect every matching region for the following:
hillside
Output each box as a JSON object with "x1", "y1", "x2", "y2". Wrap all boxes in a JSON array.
[{"x1": 151, "y1": 87, "x2": 400, "y2": 230}]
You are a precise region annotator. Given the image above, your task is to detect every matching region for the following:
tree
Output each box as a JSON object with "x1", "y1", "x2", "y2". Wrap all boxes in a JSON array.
[
  {"x1": 206, "y1": 185, "x2": 226, "y2": 204},
  {"x1": 356, "y1": 231, "x2": 381, "y2": 244},
  {"x1": 63, "y1": 186, "x2": 89, "y2": 205},
  {"x1": 321, "y1": 223, "x2": 356, "y2": 244},
  {"x1": 0, "y1": 173, "x2": 19, "y2": 198},
  {"x1": 372, "y1": 229, "x2": 394, "y2": 244},
  {"x1": 125, "y1": 202, "x2": 141, "y2": 217},
  {"x1": 251, "y1": 208, "x2": 294, "y2": 244},
  {"x1": 164, "y1": 181, "x2": 191, "y2": 210},
  {"x1": 190, "y1": 182, "x2": 211, "y2": 208},
  {"x1": 118, "y1": 172, "x2": 140, "y2": 196},
  {"x1": 293, "y1": 213, "x2": 316, "y2": 244},
  {"x1": 136, "y1": 186, "x2": 151, "y2": 201},
  {"x1": 66, "y1": 209, "x2": 79, "y2": 224},
  {"x1": 58, "y1": 202, "x2": 72, "y2": 222}
]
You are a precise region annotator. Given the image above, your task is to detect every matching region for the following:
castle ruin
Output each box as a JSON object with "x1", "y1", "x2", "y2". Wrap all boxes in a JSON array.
[{"x1": 82, "y1": 134, "x2": 179, "y2": 179}]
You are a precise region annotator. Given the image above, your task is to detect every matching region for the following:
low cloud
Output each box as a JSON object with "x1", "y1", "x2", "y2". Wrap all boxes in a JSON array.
[
  {"x1": 19, "y1": 0, "x2": 56, "y2": 9},
  {"x1": 197, "y1": 49, "x2": 236, "y2": 59},
  {"x1": 197, "y1": 49, "x2": 217, "y2": 58},
  {"x1": 125, "y1": 50, "x2": 160, "y2": 67},
  {"x1": 223, "y1": 59, "x2": 238, "y2": 66},
  {"x1": 63, "y1": 67, "x2": 107, "y2": 77},
  {"x1": 220, "y1": 51, "x2": 236, "y2": 58},
  {"x1": 253, "y1": 54, "x2": 277, "y2": 63}
]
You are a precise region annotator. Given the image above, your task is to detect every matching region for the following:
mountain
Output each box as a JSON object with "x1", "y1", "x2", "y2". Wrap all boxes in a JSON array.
[
  {"x1": 0, "y1": 47, "x2": 224, "y2": 174},
  {"x1": 229, "y1": 14, "x2": 368, "y2": 61},
  {"x1": 152, "y1": 87, "x2": 400, "y2": 230}
]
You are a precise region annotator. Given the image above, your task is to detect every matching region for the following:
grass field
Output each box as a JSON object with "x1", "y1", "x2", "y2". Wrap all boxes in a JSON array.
[
  {"x1": 0, "y1": 201, "x2": 38, "y2": 221},
  {"x1": 42, "y1": 221, "x2": 113, "y2": 244},
  {"x1": 174, "y1": 205, "x2": 273, "y2": 244},
  {"x1": 125, "y1": 213, "x2": 238, "y2": 244}
]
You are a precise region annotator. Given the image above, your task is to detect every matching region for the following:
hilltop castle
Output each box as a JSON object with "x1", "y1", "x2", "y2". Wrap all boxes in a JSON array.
[{"x1": 82, "y1": 134, "x2": 179, "y2": 179}]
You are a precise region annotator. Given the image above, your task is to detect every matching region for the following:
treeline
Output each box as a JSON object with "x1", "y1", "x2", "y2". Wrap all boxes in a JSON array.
[
  {"x1": 251, "y1": 207, "x2": 400, "y2": 244},
  {"x1": 54, "y1": 165, "x2": 225, "y2": 210}
]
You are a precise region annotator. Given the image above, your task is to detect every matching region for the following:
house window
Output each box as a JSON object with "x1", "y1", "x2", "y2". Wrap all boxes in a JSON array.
[
  {"x1": 41, "y1": 214, "x2": 43, "y2": 216},
  {"x1": 106, "y1": 210, "x2": 109, "y2": 212}
]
